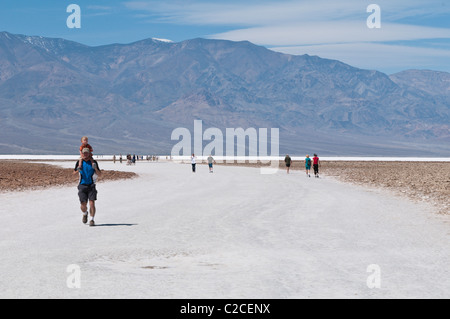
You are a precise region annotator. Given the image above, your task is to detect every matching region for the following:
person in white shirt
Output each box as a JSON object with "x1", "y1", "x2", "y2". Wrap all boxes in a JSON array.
[{"x1": 191, "y1": 154, "x2": 197, "y2": 172}]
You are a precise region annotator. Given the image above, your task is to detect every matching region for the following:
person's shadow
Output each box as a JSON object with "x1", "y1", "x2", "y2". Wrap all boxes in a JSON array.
[{"x1": 93, "y1": 223, "x2": 138, "y2": 227}]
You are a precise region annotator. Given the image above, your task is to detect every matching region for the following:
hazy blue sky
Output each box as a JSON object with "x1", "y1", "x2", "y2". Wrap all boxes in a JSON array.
[{"x1": 0, "y1": 0, "x2": 449, "y2": 74}]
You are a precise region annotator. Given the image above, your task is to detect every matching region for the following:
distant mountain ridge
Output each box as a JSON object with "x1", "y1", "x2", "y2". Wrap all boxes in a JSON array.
[{"x1": 0, "y1": 31, "x2": 449, "y2": 156}]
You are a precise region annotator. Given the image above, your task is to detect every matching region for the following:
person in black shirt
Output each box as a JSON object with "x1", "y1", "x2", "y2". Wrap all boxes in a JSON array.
[{"x1": 284, "y1": 155, "x2": 292, "y2": 174}]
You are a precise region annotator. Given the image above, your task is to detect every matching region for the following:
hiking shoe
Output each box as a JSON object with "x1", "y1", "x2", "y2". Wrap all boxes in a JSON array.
[
  {"x1": 89, "y1": 220, "x2": 95, "y2": 227},
  {"x1": 82, "y1": 214, "x2": 88, "y2": 224}
]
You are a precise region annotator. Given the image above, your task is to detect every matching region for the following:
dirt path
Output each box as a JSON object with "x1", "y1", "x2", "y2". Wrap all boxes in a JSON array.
[
  {"x1": 214, "y1": 160, "x2": 450, "y2": 214},
  {"x1": 1, "y1": 159, "x2": 448, "y2": 214}
]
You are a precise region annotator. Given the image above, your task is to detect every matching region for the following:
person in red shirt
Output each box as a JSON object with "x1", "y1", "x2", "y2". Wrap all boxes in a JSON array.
[{"x1": 313, "y1": 154, "x2": 320, "y2": 178}]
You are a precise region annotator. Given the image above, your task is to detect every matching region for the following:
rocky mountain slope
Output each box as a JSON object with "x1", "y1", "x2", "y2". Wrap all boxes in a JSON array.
[{"x1": 0, "y1": 32, "x2": 448, "y2": 155}]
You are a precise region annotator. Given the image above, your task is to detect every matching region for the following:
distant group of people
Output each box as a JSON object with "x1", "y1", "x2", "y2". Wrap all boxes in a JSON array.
[
  {"x1": 190, "y1": 153, "x2": 320, "y2": 177},
  {"x1": 284, "y1": 154, "x2": 320, "y2": 178},
  {"x1": 191, "y1": 154, "x2": 216, "y2": 173},
  {"x1": 112, "y1": 154, "x2": 161, "y2": 165}
]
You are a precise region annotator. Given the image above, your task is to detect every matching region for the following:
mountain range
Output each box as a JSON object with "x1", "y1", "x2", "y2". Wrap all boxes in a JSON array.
[{"x1": 0, "y1": 31, "x2": 449, "y2": 156}]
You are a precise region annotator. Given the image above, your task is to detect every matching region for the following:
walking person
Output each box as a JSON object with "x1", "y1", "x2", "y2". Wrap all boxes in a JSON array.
[
  {"x1": 284, "y1": 154, "x2": 292, "y2": 174},
  {"x1": 207, "y1": 154, "x2": 215, "y2": 173},
  {"x1": 191, "y1": 154, "x2": 197, "y2": 172},
  {"x1": 313, "y1": 154, "x2": 320, "y2": 178},
  {"x1": 74, "y1": 148, "x2": 102, "y2": 226},
  {"x1": 305, "y1": 155, "x2": 312, "y2": 177}
]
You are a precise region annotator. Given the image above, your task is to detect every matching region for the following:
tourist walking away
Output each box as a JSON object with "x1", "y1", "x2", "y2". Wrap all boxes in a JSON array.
[
  {"x1": 207, "y1": 154, "x2": 215, "y2": 173},
  {"x1": 74, "y1": 148, "x2": 102, "y2": 226},
  {"x1": 284, "y1": 154, "x2": 292, "y2": 174},
  {"x1": 78, "y1": 136, "x2": 94, "y2": 167},
  {"x1": 191, "y1": 154, "x2": 197, "y2": 172},
  {"x1": 305, "y1": 155, "x2": 312, "y2": 177},
  {"x1": 313, "y1": 154, "x2": 320, "y2": 178}
]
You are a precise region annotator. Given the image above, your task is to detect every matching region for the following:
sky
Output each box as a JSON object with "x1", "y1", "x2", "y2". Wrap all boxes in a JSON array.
[{"x1": 0, "y1": 0, "x2": 449, "y2": 74}]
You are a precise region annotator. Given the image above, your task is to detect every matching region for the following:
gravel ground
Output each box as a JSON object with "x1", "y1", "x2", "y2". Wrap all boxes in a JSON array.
[
  {"x1": 0, "y1": 160, "x2": 137, "y2": 192},
  {"x1": 319, "y1": 161, "x2": 449, "y2": 214}
]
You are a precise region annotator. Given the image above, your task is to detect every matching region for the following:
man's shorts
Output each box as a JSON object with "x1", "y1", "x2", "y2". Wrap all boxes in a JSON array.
[{"x1": 78, "y1": 184, "x2": 97, "y2": 203}]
